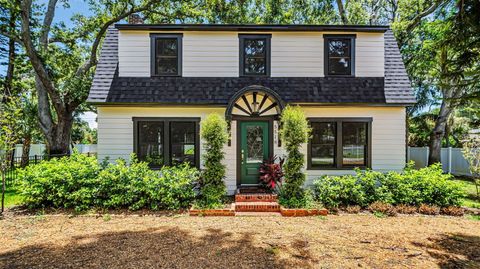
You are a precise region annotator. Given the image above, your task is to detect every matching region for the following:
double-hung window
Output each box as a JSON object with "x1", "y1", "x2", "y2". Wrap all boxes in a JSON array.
[
  {"x1": 308, "y1": 118, "x2": 371, "y2": 169},
  {"x1": 239, "y1": 34, "x2": 271, "y2": 76},
  {"x1": 150, "y1": 34, "x2": 182, "y2": 76},
  {"x1": 133, "y1": 118, "x2": 199, "y2": 168},
  {"x1": 324, "y1": 34, "x2": 355, "y2": 76}
]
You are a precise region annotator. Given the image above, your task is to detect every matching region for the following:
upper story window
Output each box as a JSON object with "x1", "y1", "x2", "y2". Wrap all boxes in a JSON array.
[
  {"x1": 324, "y1": 35, "x2": 356, "y2": 76},
  {"x1": 239, "y1": 34, "x2": 271, "y2": 76},
  {"x1": 150, "y1": 34, "x2": 183, "y2": 76}
]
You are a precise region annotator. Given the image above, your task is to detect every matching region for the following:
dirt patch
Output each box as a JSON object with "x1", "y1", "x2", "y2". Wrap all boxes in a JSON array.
[{"x1": 0, "y1": 212, "x2": 479, "y2": 268}]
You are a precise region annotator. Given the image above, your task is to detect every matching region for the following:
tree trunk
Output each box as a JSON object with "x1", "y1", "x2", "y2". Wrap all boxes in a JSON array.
[
  {"x1": 45, "y1": 113, "x2": 73, "y2": 156},
  {"x1": 1, "y1": 170, "x2": 5, "y2": 215},
  {"x1": 20, "y1": 135, "x2": 31, "y2": 167},
  {"x1": 428, "y1": 100, "x2": 452, "y2": 165}
]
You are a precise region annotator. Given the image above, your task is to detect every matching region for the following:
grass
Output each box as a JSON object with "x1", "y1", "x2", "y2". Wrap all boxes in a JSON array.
[
  {"x1": 453, "y1": 177, "x2": 480, "y2": 209},
  {"x1": 2, "y1": 188, "x2": 24, "y2": 208}
]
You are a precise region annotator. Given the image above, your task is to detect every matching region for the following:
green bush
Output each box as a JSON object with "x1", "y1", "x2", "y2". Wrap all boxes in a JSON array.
[
  {"x1": 198, "y1": 113, "x2": 228, "y2": 208},
  {"x1": 20, "y1": 153, "x2": 101, "y2": 211},
  {"x1": 20, "y1": 153, "x2": 198, "y2": 211},
  {"x1": 313, "y1": 163, "x2": 463, "y2": 208},
  {"x1": 278, "y1": 106, "x2": 311, "y2": 208}
]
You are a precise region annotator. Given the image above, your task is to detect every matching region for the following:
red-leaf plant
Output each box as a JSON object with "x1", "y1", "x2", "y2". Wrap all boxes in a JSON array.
[{"x1": 259, "y1": 156, "x2": 284, "y2": 192}]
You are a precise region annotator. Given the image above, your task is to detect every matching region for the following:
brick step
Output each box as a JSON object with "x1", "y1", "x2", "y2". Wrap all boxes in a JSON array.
[
  {"x1": 235, "y1": 202, "x2": 281, "y2": 212},
  {"x1": 235, "y1": 193, "x2": 278, "y2": 203}
]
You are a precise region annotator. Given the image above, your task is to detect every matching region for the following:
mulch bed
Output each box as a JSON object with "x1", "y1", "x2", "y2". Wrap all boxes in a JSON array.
[{"x1": 1, "y1": 210, "x2": 479, "y2": 268}]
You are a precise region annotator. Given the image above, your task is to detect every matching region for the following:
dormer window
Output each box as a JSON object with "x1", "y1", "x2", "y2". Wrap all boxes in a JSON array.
[
  {"x1": 239, "y1": 34, "x2": 271, "y2": 77},
  {"x1": 150, "y1": 34, "x2": 182, "y2": 76},
  {"x1": 324, "y1": 35, "x2": 356, "y2": 76}
]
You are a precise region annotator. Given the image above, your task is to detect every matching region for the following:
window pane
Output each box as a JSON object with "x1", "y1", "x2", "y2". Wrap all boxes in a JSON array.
[
  {"x1": 170, "y1": 122, "x2": 196, "y2": 166},
  {"x1": 138, "y1": 121, "x2": 164, "y2": 167},
  {"x1": 246, "y1": 125, "x2": 264, "y2": 163},
  {"x1": 311, "y1": 122, "x2": 336, "y2": 167},
  {"x1": 328, "y1": 58, "x2": 351, "y2": 75},
  {"x1": 155, "y1": 38, "x2": 178, "y2": 75},
  {"x1": 342, "y1": 122, "x2": 367, "y2": 166},
  {"x1": 328, "y1": 39, "x2": 350, "y2": 57},
  {"x1": 243, "y1": 38, "x2": 267, "y2": 75}
]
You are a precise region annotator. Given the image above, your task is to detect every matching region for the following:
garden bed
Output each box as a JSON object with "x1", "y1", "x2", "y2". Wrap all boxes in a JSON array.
[
  {"x1": 189, "y1": 203, "x2": 235, "y2": 216},
  {"x1": 280, "y1": 207, "x2": 328, "y2": 217}
]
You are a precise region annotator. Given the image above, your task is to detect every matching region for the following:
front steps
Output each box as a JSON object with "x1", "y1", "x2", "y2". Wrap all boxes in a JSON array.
[{"x1": 234, "y1": 191, "x2": 281, "y2": 214}]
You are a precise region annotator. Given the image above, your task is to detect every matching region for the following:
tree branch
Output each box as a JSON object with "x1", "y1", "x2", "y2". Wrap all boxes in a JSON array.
[
  {"x1": 406, "y1": 0, "x2": 446, "y2": 32},
  {"x1": 336, "y1": 0, "x2": 348, "y2": 24},
  {"x1": 40, "y1": 0, "x2": 58, "y2": 50}
]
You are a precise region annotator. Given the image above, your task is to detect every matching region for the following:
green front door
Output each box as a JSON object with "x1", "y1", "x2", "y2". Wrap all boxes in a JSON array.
[{"x1": 240, "y1": 121, "x2": 270, "y2": 185}]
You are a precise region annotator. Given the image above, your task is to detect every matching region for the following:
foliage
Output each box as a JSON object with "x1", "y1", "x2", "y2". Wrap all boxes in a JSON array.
[
  {"x1": 20, "y1": 153, "x2": 198, "y2": 211},
  {"x1": 278, "y1": 106, "x2": 311, "y2": 208},
  {"x1": 198, "y1": 113, "x2": 228, "y2": 208},
  {"x1": 259, "y1": 156, "x2": 284, "y2": 191},
  {"x1": 368, "y1": 202, "x2": 396, "y2": 217},
  {"x1": 313, "y1": 163, "x2": 463, "y2": 208},
  {"x1": 418, "y1": 204, "x2": 440, "y2": 215},
  {"x1": 462, "y1": 136, "x2": 480, "y2": 199}
]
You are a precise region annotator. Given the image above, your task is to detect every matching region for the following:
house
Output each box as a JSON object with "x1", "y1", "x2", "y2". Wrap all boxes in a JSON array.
[{"x1": 87, "y1": 19, "x2": 415, "y2": 195}]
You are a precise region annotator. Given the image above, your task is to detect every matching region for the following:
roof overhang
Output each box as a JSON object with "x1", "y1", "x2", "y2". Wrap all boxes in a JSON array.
[{"x1": 114, "y1": 24, "x2": 389, "y2": 33}]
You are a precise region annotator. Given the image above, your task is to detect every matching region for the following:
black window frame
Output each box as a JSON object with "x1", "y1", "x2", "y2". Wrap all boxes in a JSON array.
[
  {"x1": 307, "y1": 117, "x2": 372, "y2": 170},
  {"x1": 133, "y1": 117, "x2": 200, "y2": 169},
  {"x1": 323, "y1": 34, "x2": 356, "y2": 77},
  {"x1": 150, "y1": 33, "x2": 183, "y2": 77},
  {"x1": 239, "y1": 34, "x2": 271, "y2": 77}
]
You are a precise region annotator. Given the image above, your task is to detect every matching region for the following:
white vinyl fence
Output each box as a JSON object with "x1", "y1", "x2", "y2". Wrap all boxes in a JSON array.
[
  {"x1": 10, "y1": 144, "x2": 97, "y2": 158},
  {"x1": 407, "y1": 147, "x2": 473, "y2": 176}
]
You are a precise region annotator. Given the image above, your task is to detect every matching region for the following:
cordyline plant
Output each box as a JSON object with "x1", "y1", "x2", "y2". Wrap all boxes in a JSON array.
[
  {"x1": 462, "y1": 136, "x2": 480, "y2": 200},
  {"x1": 259, "y1": 156, "x2": 284, "y2": 192}
]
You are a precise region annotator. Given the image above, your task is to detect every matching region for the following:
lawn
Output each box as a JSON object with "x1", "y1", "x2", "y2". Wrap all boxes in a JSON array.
[
  {"x1": 454, "y1": 177, "x2": 480, "y2": 209},
  {"x1": 0, "y1": 213, "x2": 479, "y2": 268},
  {"x1": 2, "y1": 188, "x2": 23, "y2": 208}
]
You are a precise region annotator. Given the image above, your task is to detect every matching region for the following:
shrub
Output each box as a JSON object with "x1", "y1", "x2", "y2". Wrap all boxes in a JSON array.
[
  {"x1": 418, "y1": 204, "x2": 440, "y2": 215},
  {"x1": 20, "y1": 153, "x2": 101, "y2": 211},
  {"x1": 198, "y1": 113, "x2": 228, "y2": 208},
  {"x1": 368, "y1": 202, "x2": 396, "y2": 216},
  {"x1": 279, "y1": 106, "x2": 311, "y2": 208},
  {"x1": 313, "y1": 163, "x2": 463, "y2": 208},
  {"x1": 21, "y1": 153, "x2": 198, "y2": 211},
  {"x1": 345, "y1": 205, "x2": 361, "y2": 214},
  {"x1": 395, "y1": 204, "x2": 418, "y2": 214},
  {"x1": 259, "y1": 156, "x2": 284, "y2": 191}
]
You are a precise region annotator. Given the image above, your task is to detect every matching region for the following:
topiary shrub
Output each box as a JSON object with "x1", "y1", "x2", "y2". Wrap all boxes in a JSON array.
[
  {"x1": 278, "y1": 106, "x2": 311, "y2": 208},
  {"x1": 197, "y1": 113, "x2": 228, "y2": 208}
]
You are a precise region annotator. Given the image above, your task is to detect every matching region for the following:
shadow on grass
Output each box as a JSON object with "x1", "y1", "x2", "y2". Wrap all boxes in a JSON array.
[
  {"x1": 0, "y1": 227, "x2": 305, "y2": 269},
  {"x1": 413, "y1": 233, "x2": 480, "y2": 269}
]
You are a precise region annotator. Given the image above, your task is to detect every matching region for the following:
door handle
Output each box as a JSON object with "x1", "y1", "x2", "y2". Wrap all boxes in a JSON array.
[{"x1": 241, "y1": 149, "x2": 245, "y2": 164}]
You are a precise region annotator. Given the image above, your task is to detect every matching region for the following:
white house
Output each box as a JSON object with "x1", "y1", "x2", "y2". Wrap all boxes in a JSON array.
[{"x1": 87, "y1": 21, "x2": 415, "y2": 194}]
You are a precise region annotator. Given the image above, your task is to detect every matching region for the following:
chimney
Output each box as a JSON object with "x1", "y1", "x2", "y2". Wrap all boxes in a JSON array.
[{"x1": 128, "y1": 14, "x2": 144, "y2": 24}]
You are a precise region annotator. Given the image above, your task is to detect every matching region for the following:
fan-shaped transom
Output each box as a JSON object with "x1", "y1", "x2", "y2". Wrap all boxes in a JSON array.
[{"x1": 232, "y1": 91, "x2": 281, "y2": 117}]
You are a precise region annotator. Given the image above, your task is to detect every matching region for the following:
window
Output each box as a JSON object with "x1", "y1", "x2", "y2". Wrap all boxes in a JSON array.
[
  {"x1": 239, "y1": 34, "x2": 271, "y2": 76},
  {"x1": 150, "y1": 34, "x2": 182, "y2": 76},
  {"x1": 134, "y1": 118, "x2": 199, "y2": 168},
  {"x1": 308, "y1": 118, "x2": 371, "y2": 169},
  {"x1": 324, "y1": 35, "x2": 355, "y2": 76}
]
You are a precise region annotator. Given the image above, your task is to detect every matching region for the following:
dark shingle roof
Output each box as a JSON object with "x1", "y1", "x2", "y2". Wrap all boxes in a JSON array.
[{"x1": 87, "y1": 26, "x2": 415, "y2": 105}]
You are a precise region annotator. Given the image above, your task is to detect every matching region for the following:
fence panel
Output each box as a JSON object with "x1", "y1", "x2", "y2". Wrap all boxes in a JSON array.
[{"x1": 407, "y1": 147, "x2": 473, "y2": 176}]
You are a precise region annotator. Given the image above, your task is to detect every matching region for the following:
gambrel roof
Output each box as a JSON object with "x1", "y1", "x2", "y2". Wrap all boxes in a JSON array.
[{"x1": 87, "y1": 26, "x2": 415, "y2": 105}]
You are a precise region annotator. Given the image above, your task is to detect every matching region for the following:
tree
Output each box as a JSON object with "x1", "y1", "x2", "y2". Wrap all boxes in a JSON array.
[{"x1": 16, "y1": 0, "x2": 194, "y2": 155}]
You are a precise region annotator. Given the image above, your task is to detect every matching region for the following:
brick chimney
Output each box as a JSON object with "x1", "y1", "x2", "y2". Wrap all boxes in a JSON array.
[{"x1": 128, "y1": 14, "x2": 144, "y2": 24}]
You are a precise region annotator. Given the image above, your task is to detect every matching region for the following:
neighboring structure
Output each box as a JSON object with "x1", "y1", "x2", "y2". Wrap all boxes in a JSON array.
[{"x1": 88, "y1": 22, "x2": 415, "y2": 194}]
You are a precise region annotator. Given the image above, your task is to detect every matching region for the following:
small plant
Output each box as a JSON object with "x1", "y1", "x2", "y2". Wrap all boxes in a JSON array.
[
  {"x1": 469, "y1": 215, "x2": 480, "y2": 221},
  {"x1": 259, "y1": 156, "x2": 284, "y2": 192},
  {"x1": 345, "y1": 205, "x2": 361, "y2": 214},
  {"x1": 198, "y1": 113, "x2": 228, "y2": 208},
  {"x1": 373, "y1": 211, "x2": 386, "y2": 218},
  {"x1": 395, "y1": 204, "x2": 418, "y2": 214},
  {"x1": 418, "y1": 204, "x2": 440, "y2": 215},
  {"x1": 368, "y1": 202, "x2": 396, "y2": 216},
  {"x1": 278, "y1": 106, "x2": 311, "y2": 208},
  {"x1": 440, "y1": 206, "x2": 464, "y2": 216},
  {"x1": 103, "y1": 214, "x2": 112, "y2": 222}
]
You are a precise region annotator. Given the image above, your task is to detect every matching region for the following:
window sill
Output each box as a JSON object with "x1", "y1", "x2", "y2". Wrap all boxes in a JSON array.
[{"x1": 307, "y1": 166, "x2": 369, "y2": 170}]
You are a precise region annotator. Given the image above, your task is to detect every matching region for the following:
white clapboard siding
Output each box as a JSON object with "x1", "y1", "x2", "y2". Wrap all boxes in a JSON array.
[{"x1": 118, "y1": 30, "x2": 384, "y2": 77}]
